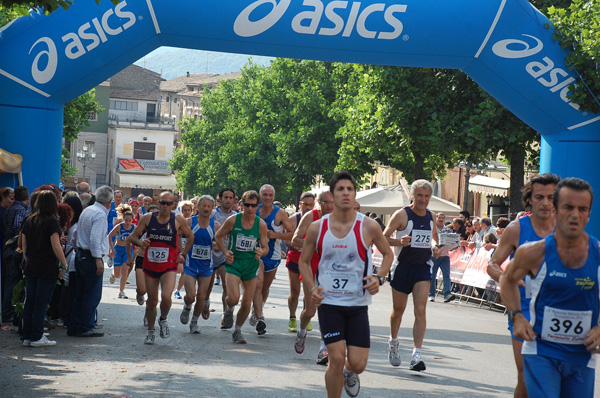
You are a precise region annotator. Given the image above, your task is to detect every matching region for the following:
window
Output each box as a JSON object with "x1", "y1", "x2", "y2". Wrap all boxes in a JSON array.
[
  {"x1": 134, "y1": 142, "x2": 155, "y2": 160},
  {"x1": 88, "y1": 112, "x2": 98, "y2": 121},
  {"x1": 110, "y1": 100, "x2": 138, "y2": 111}
]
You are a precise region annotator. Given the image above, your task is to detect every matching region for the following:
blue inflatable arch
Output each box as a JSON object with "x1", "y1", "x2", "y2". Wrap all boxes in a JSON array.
[{"x1": 0, "y1": 0, "x2": 599, "y2": 230}]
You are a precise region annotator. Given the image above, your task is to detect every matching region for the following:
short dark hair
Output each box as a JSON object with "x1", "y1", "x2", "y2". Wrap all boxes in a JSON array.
[
  {"x1": 481, "y1": 217, "x2": 492, "y2": 227},
  {"x1": 496, "y1": 217, "x2": 510, "y2": 229},
  {"x1": 218, "y1": 187, "x2": 236, "y2": 199},
  {"x1": 329, "y1": 171, "x2": 357, "y2": 193},
  {"x1": 14, "y1": 186, "x2": 29, "y2": 202},
  {"x1": 459, "y1": 210, "x2": 470, "y2": 220},
  {"x1": 522, "y1": 173, "x2": 560, "y2": 210},
  {"x1": 553, "y1": 177, "x2": 593, "y2": 210}
]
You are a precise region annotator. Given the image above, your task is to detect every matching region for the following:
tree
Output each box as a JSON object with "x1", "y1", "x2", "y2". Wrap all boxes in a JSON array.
[{"x1": 172, "y1": 59, "x2": 343, "y2": 205}]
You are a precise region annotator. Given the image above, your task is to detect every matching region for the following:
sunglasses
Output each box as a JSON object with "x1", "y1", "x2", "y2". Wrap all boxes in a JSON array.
[
  {"x1": 159, "y1": 200, "x2": 174, "y2": 206},
  {"x1": 244, "y1": 202, "x2": 259, "y2": 208},
  {"x1": 300, "y1": 201, "x2": 315, "y2": 208}
]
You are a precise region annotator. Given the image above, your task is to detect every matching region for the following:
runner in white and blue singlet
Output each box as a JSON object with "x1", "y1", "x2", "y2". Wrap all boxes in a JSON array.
[{"x1": 502, "y1": 177, "x2": 600, "y2": 398}]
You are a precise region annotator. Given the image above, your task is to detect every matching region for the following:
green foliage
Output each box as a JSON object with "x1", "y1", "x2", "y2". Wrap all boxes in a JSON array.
[
  {"x1": 61, "y1": 147, "x2": 76, "y2": 182},
  {"x1": 545, "y1": 0, "x2": 600, "y2": 113},
  {"x1": 172, "y1": 59, "x2": 343, "y2": 205},
  {"x1": 0, "y1": 0, "x2": 118, "y2": 16},
  {"x1": 63, "y1": 89, "x2": 103, "y2": 142}
]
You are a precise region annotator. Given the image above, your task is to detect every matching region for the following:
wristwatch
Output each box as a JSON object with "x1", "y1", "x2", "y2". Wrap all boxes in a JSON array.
[
  {"x1": 507, "y1": 309, "x2": 523, "y2": 322},
  {"x1": 373, "y1": 274, "x2": 385, "y2": 286}
]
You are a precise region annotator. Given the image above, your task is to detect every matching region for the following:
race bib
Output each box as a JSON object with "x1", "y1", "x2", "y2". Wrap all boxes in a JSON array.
[
  {"x1": 191, "y1": 244, "x2": 211, "y2": 260},
  {"x1": 541, "y1": 306, "x2": 592, "y2": 345},
  {"x1": 411, "y1": 229, "x2": 432, "y2": 248},
  {"x1": 323, "y1": 270, "x2": 358, "y2": 295},
  {"x1": 236, "y1": 234, "x2": 257, "y2": 252},
  {"x1": 148, "y1": 247, "x2": 169, "y2": 263}
]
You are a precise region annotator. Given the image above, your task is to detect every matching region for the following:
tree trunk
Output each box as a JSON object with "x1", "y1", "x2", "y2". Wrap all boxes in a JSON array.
[
  {"x1": 413, "y1": 153, "x2": 425, "y2": 181},
  {"x1": 509, "y1": 146, "x2": 525, "y2": 219}
]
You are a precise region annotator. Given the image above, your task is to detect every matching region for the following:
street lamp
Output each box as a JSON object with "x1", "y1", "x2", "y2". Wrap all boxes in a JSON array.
[{"x1": 76, "y1": 142, "x2": 96, "y2": 184}]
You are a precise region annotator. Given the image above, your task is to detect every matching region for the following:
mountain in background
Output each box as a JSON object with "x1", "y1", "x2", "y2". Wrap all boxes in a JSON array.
[{"x1": 135, "y1": 47, "x2": 274, "y2": 80}]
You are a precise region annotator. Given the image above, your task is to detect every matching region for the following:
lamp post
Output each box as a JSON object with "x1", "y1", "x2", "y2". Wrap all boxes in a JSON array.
[{"x1": 76, "y1": 142, "x2": 96, "y2": 184}]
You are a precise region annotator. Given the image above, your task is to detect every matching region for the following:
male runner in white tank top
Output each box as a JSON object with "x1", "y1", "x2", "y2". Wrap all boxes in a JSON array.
[{"x1": 299, "y1": 171, "x2": 394, "y2": 398}]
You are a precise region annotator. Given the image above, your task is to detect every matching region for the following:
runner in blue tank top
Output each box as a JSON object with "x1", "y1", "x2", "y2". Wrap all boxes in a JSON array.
[
  {"x1": 249, "y1": 184, "x2": 293, "y2": 336},
  {"x1": 107, "y1": 210, "x2": 135, "y2": 299},
  {"x1": 502, "y1": 177, "x2": 600, "y2": 398},
  {"x1": 179, "y1": 195, "x2": 221, "y2": 334},
  {"x1": 488, "y1": 173, "x2": 559, "y2": 398},
  {"x1": 384, "y1": 179, "x2": 439, "y2": 372}
]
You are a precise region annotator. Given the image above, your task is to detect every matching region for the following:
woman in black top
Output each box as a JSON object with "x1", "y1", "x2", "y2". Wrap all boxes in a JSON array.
[{"x1": 21, "y1": 190, "x2": 68, "y2": 347}]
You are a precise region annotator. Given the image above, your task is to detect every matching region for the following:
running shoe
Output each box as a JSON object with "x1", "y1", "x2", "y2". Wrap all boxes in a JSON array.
[
  {"x1": 294, "y1": 332, "x2": 306, "y2": 354},
  {"x1": 214, "y1": 276, "x2": 221, "y2": 286},
  {"x1": 409, "y1": 354, "x2": 426, "y2": 371},
  {"x1": 158, "y1": 318, "x2": 170, "y2": 339},
  {"x1": 316, "y1": 349, "x2": 329, "y2": 365},
  {"x1": 190, "y1": 321, "x2": 201, "y2": 334},
  {"x1": 143, "y1": 315, "x2": 148, "y2": 327},
  {"x1": 256, "y1": 318, "x2": 266, "y2": 335},
  {"x1": 444, "y1": 294, "x2": 456, "y2": 303},
  {"x1": 30, "y1": 335, "x2": 57, "y2": 347},
  {"x1": 288, "y1": 317, "x2": 297, "y2": 332},
  {"x1": 109, "y1": 274, "x2": 116, "y2": 284},
  {"x1": 144, "y1": 331, "x2": 155, "y2": 345},
  {"x1": 428, "y1": 296, "x2": 435, "y2": 302},
  {"x1": 343, "y1": 371, "x2": 360, "y2": 397},
  {"x1": 202, "y1": 301, "x2": 210, "y2": 320},
  {"x1": 249, "y1": 310, "x2": 258, "y2": 326},
  {"x1": 307, "y1": 321, "x2": 313, "y2": 332},
  {"x1": 22, "y1": 339, "x2": 31, "y2": 347},
  {"x1": 118, "y1": 291, "x2": 128, "y2": 299},
  {"x1": 174, "y1": 290, "x2": 182, "y2": 300},
  {"x1": 388, "y1": 339, "x2": 401, "y2": 367},
  {"x1": 136, "y1": 294, "x2": 145, "y2": 306},
  {"x1": 221, "y1": 310, "x2": 234, "y2": 329},
  {"x1": 180, "y1": 306, "x2": 191, "y2": 324},
  {"x1": 232, "y1": 329, "x2": 246, "y2": 344}
]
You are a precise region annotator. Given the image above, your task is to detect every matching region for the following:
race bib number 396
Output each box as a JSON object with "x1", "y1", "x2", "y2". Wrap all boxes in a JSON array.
[
  {"x1": 541, "y1": 306, "x2": 592, "y2": 345},
  {"x1": 148, "y1": 247, "x2": 169, "y2": 263}
]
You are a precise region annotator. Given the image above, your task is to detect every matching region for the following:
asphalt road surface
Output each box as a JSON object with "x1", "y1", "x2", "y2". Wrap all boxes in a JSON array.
[{"x1": 1, "y1": 264, "x2": 599, "y2": 398}]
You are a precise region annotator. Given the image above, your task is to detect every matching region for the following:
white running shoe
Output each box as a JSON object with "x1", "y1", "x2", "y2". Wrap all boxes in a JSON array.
[
  {"x1": 22, "y1": 339, "x2": 31, "y2": 347},
  {"x1": 158, "y1": 318, "x2": 170, "y2": 339},
  {"x1": 388, "y1": 339, "x2": 401, "y2": 367},
  {"x1": 30, "y1": 335, "x2": 56, "y2": 347},
  {"x1": 409, "y1": 354, "x2": 426, "y2": 371},
  {"x1": 249, "y1": 310, "x2": 258, "y2": 327},
  {"x1": 190, "y1": 321, "x2": 201, "y2": 334},
  {"x1": 144, "y1": 331, "x2": 155, "y2": 345},
  {"x1": 109, "y1": 274, "x2": 116, "y2": 284},
  {"x1": 118, "y1": 291, "x2": 128, "y2": 299},
  {"x1": 343, "y1": 371, "x2": 360, "y2": 397},
  {"x1": 294, "y1": 332, "x2": 306, "y2": 354},
  {"x1": 232, "y1": 329, "x2": 246, "y2": 344}
]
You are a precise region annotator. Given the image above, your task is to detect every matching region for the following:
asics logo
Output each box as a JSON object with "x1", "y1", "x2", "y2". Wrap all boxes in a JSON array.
[
  {"x1": 234, "y1": 0, "x2": 407, "y2": 40},
  {"x1": 492, "y1": 35, "x2": 543, "y2": 59},
  {"x1": 549, "y1": 270, "x2": 567, "y2": 278}
]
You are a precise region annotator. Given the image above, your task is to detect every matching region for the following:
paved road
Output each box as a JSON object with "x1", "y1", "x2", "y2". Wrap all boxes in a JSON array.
[{"x1": 1, "y1": 264, "x2": 599, "y2": 398}]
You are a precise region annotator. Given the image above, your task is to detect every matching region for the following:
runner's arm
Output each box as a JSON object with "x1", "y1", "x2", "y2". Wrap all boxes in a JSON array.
[
  {"x1": 291, "y1": 211, "x2": 315, "y2": 249},
  {"x1": 284, "y1": 214, "x2": 298, "y2": 250},
  {"x1": 256, "y1": 219, "x2": 269, "y2": 259},
  {"x1": 214, "y1": 217, "x2": 235, "y2": 258},
  {"x1": 126, "y1": 214, "x2": 151, "y2": 249},
  {"x1": 267, "y1": 209, "x2": 294, "y2": 241},
  {"x1": 364, "y1": 218, "x2": 394, "y2": 295},
  {"x1": 176, "y1": 214, "x2": 194, "y2": 258},
  {"x1": 107, "y1": 224, "x2": 120, "y2": 257},
  {"x1": 487, "y1": 220, "x2": 520, "y2": 282},
  {"x1": 383, "y1": 209, "x2": 408, "y2": 247},
  {"x1": 298, "y1": 221, "x2": 324, "y2": 305},
  {"x1": 212, "y1": 221, "x2": 222, "y2": 252}
]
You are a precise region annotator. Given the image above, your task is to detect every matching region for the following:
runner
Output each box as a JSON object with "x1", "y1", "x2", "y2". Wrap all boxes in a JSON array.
[
  {"x1": 126, "y1": 204, "x2": 159, "y2": 327},
  {"x1": 210, "y1": 188, "x2": 237, "y2": 326},
  {"x1": 488, "y1": 173, "x2": 559, "y2": 398},
  {"x1": 384, "y1": 179, "x2": 439, "y2": 371},
  {"x1": 297, "y1": 171, "x2": 393, "y2": 398},
  {"x1": 173, "y1": 200, "x2": 195, "y2": 300},
  {"x1": 214, "y1": 190, "x2": 269, "y2": 344},
  {"x1": 107, "y1": 209, "x2": 135, "y2": 299},
  {"x1": 284, "y1": 192, "x2": 316, "y2": 332},
  {"x1": 501, "y1": 177, "x2": 600, "y2": 398},
  {"x1": 126, "y1": 191, "x2": 194, "y2": 345},
  {"x1": 250, "y1": 184, "x2": 293, "y2": 335},
  {"x1": 292, "y1": 190, "x2": 335, "y2": 365},
  {"x1": 179, "y1": 195, "x2": 221, "y2": 334}
]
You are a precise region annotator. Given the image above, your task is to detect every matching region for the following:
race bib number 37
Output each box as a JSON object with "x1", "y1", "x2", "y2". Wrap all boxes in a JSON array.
[
  {"x1": 541, "y1": 306, "x2": 592, "y2": 345},
  {"x1": 148, "y1": 247, "x2": 169, "y2": 263},
  {"x1": 411, "y1": 229, "x2": 432, "y2": 248}
]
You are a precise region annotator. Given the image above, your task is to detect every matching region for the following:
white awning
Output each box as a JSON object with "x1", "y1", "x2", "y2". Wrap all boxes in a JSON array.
[
  {"x1": 115, "y1": 173, "x2": 176, "y2": 190},
  {"x1": 468, "y1": 175, "x2": 509, "y2": 197}
]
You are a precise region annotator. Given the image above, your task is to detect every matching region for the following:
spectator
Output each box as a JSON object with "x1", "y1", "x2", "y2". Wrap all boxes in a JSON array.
[
  {"x1": 480, "y1": 217, "x2": 498, "y2": 238},
  {"x1": 496, "y1": 217, "x2": 510, "y2": 237},
  {"x1": 76, "y1": 182, "x2": 91, "y2": 194},
  {"x1": 21, "y1": 190, "x2": 68, "y2": 347},
  {"x1": 459, "y1": 210, "x2": 470, "y2": 222},
  {"x1": 68, "y1": 186, "x2": 113, "y2": 337},
  {"x1": 47, "y1": 203, "x2": 73, "y2": 325},
  {"x1": 61, "y1": 195, "x2": 83, "y2": 328},
  {"x1": 1, "y1": 186, "x2": 28, "y2": 329},
  {"x1": 80, "y1": 193, "x2": 94, "y2": 208}
]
